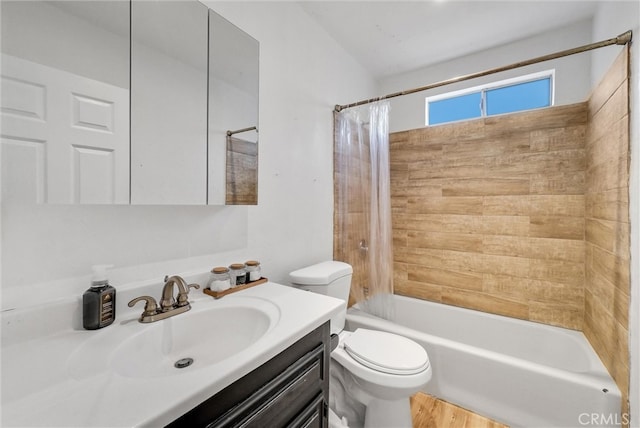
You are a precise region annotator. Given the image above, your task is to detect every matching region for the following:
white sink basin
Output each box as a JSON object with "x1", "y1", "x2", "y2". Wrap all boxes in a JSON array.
[{"x1": 67, "y1": 296, "x2": 280, "y2": 379}]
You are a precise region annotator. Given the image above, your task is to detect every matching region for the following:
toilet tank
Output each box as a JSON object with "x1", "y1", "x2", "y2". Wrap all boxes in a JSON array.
[{"x1": 289, "y1": 261, "x2": 353, "y2": 334}]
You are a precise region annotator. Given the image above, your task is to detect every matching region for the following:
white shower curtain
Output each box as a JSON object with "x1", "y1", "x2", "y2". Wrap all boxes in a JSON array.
[{"x1": 335, "y1": 101, "x2": 394, "y2": 320}]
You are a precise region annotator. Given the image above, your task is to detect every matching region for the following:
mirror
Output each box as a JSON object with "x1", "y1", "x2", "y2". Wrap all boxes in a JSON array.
[
  {"x1": 208, "y1": 10, "x2": 260, "y2": 205},
  {"x1": 1, "y1": 2, "x2": 259, "y2": 206},
  {"x1": 130, "y1": 0, "x2": 208, "y2": 205},
  {"x1": 1, "y1": 1, "x2": 130, "y2": 204}
]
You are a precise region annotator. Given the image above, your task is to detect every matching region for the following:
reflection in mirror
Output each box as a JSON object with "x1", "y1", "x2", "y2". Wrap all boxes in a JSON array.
[
  {"x1": 208, "y1": 10, "x2": 259, "y2": 205},
  {"x1": 226, "y1": 127, "x2": 258, "y2": 205},
  {"x1": 1, "y1": 1, "x2": 130, "y2": 204},
  {"x1": 131, "y1": 0, "x2": 208, "y2": 205}
]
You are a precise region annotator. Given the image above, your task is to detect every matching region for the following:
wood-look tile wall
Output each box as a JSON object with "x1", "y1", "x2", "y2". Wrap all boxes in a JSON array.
[
  {"x1": 583, "y1": 48, "x2": 630, "y2": 417},
  {"x1": 389, "y1": 103, "x2": 588, "y2": 330}
]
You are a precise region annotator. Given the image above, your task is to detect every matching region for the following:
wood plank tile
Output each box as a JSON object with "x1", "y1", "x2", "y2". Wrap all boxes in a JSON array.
[
  {"x1": 484, "y1": 102, "x2": 587, "y2": 132},
  {"x1": 409, "y1": 267, "x2": 483, "y2": 291},
  {"x1": 394, "y1": 247, "x2": 445, "y2": 267},
  {"x1": 529, "y1": 171, "x2": 585, "y2": 195},
  {"x1": 529, "y1": 301, "x2": 583, "y2": 330},
  {"x1": 585, "y1": 154, "x2": 630, "y2": 194},
  {"x1": 527, "y1": 195, "x2": 585, "y2": 217},
  {"x1": 613, "y1": 287, "x2": 629, "y2": 328},
  {"x1": 442, "y1": 178, "x2": 530, "y2": 197},
  {"x1": 408, "y1": 230, "x2": 484, "y2": 253},
  {"x1": 586, "y1": 218, "x2": 617, "y2": 252},
  {"x1": 529, "y1": 216, "x2": 584, "y2": 240},
  {"x1": 441, "y1": 287, "x2": 529, "y2": 319},
  {"x1": 585, "y1": 188, "x2": 629, "y2": 222},
  {"x1": 588, "y1": 244, "x2": 630, "y2": 292},
  {"x1": 391, "y1": 145, "x2": 443, "y2": 163},
  {"x1": 588, "y1": 47, "x2": 628, "y2": 117},
  {"x1": 483, "y1": 274, "x2": 583, "y2": 305},
  {"x1": 484, "y1": 150, "x2": 585, "y2": 176},
  {"x1": 396, "y1": 279, "x2": 443, "y2": 302},
  {"x1": 482, "y1": 195, "x2": 585, "y2": 217},
  {"x1": 480, "y1": 254, "x2": 530, "y2": 278},
  {"x1": 482, "y1": 235, "x2": 584, "y2": 263},
  {"x1": 396, "y1": 214, "x2": 480, "y2": 234},
  {"x1": 588, "y1": 81, "x2": 629, "y2": 145},
  {"x1": 442, "y1": 136, "x2": 530, "y2": 159},
  {"x1": 411, "y1": 393, "x2": 510, "y2": 428},
  {"x1": 529, "y1": 125, "x2": 586, "y2": 152},
  {"x1": 408, "y1": 196, "x2": 484, "y2": 215},
  {"x1": 480, "y1": 216, "x2": 530, "y2": 237},
  {"x1": 586, "y1": 115, "x2": 629, "y2": 170},
  {"x1": 585, "y1": 263, "x2": 615, "y2": 314},
  {"x1": 404, "y1": 180, "x2": 443, "y2": 197},
  {"x1": 528, "y1": 258, "x2": 584, "y2": 286}
]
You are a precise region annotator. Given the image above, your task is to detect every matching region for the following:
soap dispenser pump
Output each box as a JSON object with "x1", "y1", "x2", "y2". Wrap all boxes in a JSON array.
[{"x1": 83, "y1": 264, "x2": 116, "y2": 330}]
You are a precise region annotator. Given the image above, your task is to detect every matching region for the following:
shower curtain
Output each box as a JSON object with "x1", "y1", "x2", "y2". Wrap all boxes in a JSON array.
[{"x1": 335, "y1": 101, "x2": 394, "y2": 320}]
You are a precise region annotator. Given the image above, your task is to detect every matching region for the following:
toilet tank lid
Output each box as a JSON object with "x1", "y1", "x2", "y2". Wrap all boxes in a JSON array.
[{"x1": 290, "y1": 261, "x2": 353, "y2": 285}]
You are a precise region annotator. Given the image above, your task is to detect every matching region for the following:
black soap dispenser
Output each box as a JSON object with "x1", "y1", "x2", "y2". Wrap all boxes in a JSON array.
[{"x1": 83, "y1": 265, "x2": 116, "y2": 330}]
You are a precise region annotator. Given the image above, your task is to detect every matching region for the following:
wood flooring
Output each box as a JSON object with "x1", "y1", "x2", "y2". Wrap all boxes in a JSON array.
[{"x1": 411, "y1": 393, "x2": 509, "y2": 428}]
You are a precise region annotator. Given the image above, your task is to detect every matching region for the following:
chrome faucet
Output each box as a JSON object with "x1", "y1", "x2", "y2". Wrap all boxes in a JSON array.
[{"x1": 129, "y1": 275, "x2": 200, "y2": 323}]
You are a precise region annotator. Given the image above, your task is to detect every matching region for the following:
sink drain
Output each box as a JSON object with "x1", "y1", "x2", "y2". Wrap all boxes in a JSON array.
[{"x1": 174, "y1": 357, "x2": 194, "y2": 369}]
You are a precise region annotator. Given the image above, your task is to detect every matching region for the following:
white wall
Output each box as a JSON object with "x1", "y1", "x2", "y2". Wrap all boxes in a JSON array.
[
  {"x1": 0, "y1": 2, "x2": 376, "y2": 309},
  {"x1": 379, "y1": 19, "x2": 593, "y2": 133},
  {"x1": 591, "y1": 2, "x2": 640, "y2": 425}
]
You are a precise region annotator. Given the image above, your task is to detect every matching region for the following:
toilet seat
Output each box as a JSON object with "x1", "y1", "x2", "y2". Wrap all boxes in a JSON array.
[
  {"x1": 342, "y1": 329, "x2": 429, "y2": 375},
  {"x1": 331, "y1": 329, "x2": 432, "y2": 399}
]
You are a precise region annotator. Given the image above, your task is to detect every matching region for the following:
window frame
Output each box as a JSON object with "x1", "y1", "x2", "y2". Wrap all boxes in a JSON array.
[{"x1": 424, "y1": 69, "x2": 555, "y2": 126}]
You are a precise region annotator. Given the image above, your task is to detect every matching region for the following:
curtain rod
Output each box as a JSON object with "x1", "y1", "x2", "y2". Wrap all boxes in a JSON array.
[
  {"x1": 227, "y1": 126, "x2": 258, "y2": 137},
  {"x1": 334, "y1": 30, "x2": 632, "y2": 113}
]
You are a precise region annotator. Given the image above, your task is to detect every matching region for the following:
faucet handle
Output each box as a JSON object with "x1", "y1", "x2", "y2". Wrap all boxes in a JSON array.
[
  {"x1": 177, "y1": 283, "x2": 200, "y2": 306},
  {"x1": 128, "y1": 296, "x2": 158, "y2": 318}
]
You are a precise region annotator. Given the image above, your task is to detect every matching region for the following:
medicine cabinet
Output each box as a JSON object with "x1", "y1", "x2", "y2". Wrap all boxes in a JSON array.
[{"x1": 1, "y1": 1, "x2": 259, "y2": 206}]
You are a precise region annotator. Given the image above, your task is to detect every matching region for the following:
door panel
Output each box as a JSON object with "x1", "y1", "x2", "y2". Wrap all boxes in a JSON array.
[{"x1": 1, "y1": 54, "x2": 129, "y2": 204}]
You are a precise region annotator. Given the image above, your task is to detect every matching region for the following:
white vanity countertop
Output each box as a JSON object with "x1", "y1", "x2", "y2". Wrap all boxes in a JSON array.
[{"x1": 1, "y1": 282, "x2": 343, "y2": 427}]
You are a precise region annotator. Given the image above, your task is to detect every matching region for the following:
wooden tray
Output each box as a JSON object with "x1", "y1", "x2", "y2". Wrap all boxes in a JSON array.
[{"x1": 203, "y1": 277, "x2": 268, "y2": 299}]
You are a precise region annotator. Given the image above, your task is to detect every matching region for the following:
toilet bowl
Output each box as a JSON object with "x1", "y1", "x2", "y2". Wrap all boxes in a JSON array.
[{"x1": 290, "y1": 261, "x2": 432, "y2": 428}]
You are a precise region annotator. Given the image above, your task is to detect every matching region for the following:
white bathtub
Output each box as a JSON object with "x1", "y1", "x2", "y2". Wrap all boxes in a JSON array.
[{"x1": 346, "y1": 295, "x2": 622, "y2": 428}]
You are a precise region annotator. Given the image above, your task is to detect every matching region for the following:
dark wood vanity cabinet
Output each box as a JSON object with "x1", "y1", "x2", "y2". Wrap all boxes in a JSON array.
[{"x1": 167, "y1": 322, "x2": 330, "y2": 428}]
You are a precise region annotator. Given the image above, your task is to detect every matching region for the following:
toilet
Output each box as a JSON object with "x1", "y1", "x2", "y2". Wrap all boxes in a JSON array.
[{"x1": 290, "y1": 261, "x2": 432, "y2": 428}]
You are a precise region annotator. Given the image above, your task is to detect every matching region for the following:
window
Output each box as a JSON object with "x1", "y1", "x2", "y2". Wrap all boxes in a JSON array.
[{"x1": 425, "y1": 70, "x2": 554, "y2": 126}]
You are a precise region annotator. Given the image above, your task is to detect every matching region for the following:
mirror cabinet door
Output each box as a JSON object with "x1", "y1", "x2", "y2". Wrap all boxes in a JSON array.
[
  {"x1": 1, "y1": 1, "x2": 130, "y2": 204},
  {"x1": 130, "y1": 0, "x2": 208, "y2": 205},
  {"x1": 208, "y1": 10, "x2": 260, "y2": 206}
]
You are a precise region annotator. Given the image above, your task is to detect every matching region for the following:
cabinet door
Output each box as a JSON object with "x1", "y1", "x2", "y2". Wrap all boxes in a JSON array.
[
  {"x1": 130, "y1": 0, "x2": 208, "y2": 205},
  {"x1": 208, "y1": 10, "x2": 259, "y2": 206}
]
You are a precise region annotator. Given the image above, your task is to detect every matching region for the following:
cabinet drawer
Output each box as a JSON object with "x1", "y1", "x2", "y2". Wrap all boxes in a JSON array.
[
  {"x1": 286, "y1": 394, "x2": 325, "y2": 428},
  {"x1": 213, "y1": 344, "x2": 323, "y2": 427}
]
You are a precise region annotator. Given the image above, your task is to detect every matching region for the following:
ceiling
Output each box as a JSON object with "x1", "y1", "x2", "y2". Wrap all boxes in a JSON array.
[{"x1": 298, "y1": 1, "x2": 601, "y2": 79}]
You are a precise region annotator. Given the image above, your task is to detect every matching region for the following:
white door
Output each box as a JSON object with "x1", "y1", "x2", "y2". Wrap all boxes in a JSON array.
[{"x1": 1, "y1": 54, "x2": 129, "y2": 204}]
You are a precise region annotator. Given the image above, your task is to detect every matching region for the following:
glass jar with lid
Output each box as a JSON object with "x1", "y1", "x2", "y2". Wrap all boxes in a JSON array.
[
  {"x1": 245, "y1": 260, "x2": 261, "y2": 282},
  {"x1": 228, "y1": 263, "x2": 247, "y2": 287},
  {"x1": 207, "y1": 267, "x2": 230, "y2": 292}
]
